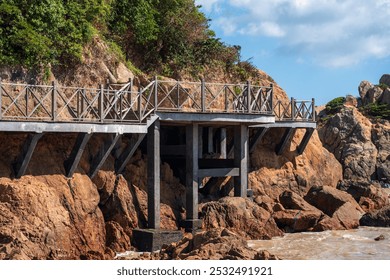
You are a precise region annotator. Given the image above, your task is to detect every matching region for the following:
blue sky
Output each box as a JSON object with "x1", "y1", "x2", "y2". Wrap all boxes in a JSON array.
[{"x1": 195, "y1": 0, "x2": 390, "y2": 105}]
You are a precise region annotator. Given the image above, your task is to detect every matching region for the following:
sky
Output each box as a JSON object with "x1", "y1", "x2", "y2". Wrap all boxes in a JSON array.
[{"x1": 195, "y1": 0, "x2": 390, "y2": 105}]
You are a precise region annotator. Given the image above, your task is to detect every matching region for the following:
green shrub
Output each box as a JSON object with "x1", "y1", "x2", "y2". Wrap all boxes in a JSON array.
[
  {"x1": 0, "y1": 0, "x2": 109, "y2": 67},
  {"x1": 325, "y1": 97, "x2": 346, "y2": 114},
  {"x1": 359, "y1": 102, "x2": 390, "y2": 120}
]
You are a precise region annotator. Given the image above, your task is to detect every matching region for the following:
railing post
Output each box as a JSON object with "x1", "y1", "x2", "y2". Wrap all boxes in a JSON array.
[
  {"x1": 312, "y1": 98, "x2": 316, "y2": 121},
  {"x1": 128, "y1": 77, "x2": 133, "y2": 105},
  {"x1": 247, "y1": 80, "x2": 251, "y2": 113},
  {"x1": 51, "y1": 81, "x2": 57, "y2": 121},
  {"x1": 99, "y1": 84, "x2": 104, "y2": 122},
  {"x1": 224, "y1": 86, "x2": 228, "y2": 112},
  {"x1": 154, "y1": 76, "x2": 158, "y2": 111},
  {"x1": 291, "y1": 97, "x2": 295, "y2": 121},
  {"x1": 138, "y1": 87, "x2": 142, "y2": 123},
  {"x1": 0, "y1": 78, "x2": 2, "y2": 119},
  {"x1": 269, "y1": 83, "x2": 273, "y2": 114},
  {"x1": 201, "y1": 78, "x2": 205, "y2": 112}
]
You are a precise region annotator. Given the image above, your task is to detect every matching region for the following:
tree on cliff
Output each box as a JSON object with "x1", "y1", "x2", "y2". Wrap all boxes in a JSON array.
[{"x1": 0, "y1": 0, "x2": 248, "y2": 78}]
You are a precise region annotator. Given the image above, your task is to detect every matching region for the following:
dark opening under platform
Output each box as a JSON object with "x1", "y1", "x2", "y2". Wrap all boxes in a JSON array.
[{"x1": 132, "y1": 229, "x2": 183, "y2": 252}]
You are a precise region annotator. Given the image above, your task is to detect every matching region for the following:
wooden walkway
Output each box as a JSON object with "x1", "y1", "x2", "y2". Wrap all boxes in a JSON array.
[{"x1": 0, "y1": 78, "x2": 316, "y2": 241}]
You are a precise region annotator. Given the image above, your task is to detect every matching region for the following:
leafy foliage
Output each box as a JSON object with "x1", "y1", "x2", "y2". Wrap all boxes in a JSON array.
[
  {"x1": 325, "y1": 97, "x2": 346, "y2": 114},
  {"x1": 359, "y1": 102, "x2": 390, "y2": 120},
  {"x1": 0, "y1": 0, "x2": 254, "y2": 79},
  {"x1": 0, "y1": 0, "x2": 109, "y2": 67}
]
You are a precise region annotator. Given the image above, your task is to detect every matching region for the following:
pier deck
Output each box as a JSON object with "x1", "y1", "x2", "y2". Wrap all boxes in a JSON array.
[{"x1": 0, "y1": 78, "x2": 316, "y2": 247}]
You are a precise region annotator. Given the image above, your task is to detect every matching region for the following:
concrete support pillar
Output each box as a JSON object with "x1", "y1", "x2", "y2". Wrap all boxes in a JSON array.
[
  {"x1": 147, "y1": 119, "x2": 160, "y2": 229},
  {"x1": 183, "y1": 123, "x2": 202, "y2": 232},
  {"x1": 234, "y1": 124, "x2": 248, "y2": 198},
  {"x1": 220, "y1": 127, "x2": 227, "y2": 159},
  {"x1": 198, "y1": 126, "x2": 203, "y2": 159},
  {"x1": 207, "y1": 127, "x2": 213, "y2": 153}
]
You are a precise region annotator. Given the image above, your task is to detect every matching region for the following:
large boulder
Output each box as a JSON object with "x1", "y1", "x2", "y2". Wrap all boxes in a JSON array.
[
  {"x1": 337, "y1": 180, "x2": 389, "y2": 212},
  {"x1": 125, "y1": 228, "x2": 280, "y2": 260},
  {"x1": 379, "y1": 74, "x2": 390, "y2": 87},
  {"x1": 372, "y1": 121, "x2": 390, "y2": 183},
  {"x1": 0, "y1": 175, "x2": 106, "y2": 260},
  {"x1": 318, "y1": 107, "x2": 378, "y2": 182},
  {"x1": 273, "y1": 210, "x2": 323, "y2": 232},
  {"x1": 304, "y1": 186, "x2": 364, "y2": 229},
  {"x1": 279, "y1": 190, "x2": 322, "y2": 213},
  {"x1": 360, "y1": 205, "x2": 390, "y2": 227},
  {"x1": 359, "y1": 80, "x2": 374, "y2": 100},
  {"x1": 200, "y1": 197, "x2": 283, "y2": 240},
  {"x1": 380, "y1": 88, "x2": 390, "y2": 105},
  {"x1": 367, "y1": 87, "x2": 384, "y2": 104}
]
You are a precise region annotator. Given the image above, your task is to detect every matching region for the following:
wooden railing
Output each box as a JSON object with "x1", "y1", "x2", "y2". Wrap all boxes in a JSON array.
[
  {"x1": 0, "y1": 78, "x2": 315, "y2": 123},
  {"x1": 273, "y1": 98, "x2": 315, "y2": 122}
]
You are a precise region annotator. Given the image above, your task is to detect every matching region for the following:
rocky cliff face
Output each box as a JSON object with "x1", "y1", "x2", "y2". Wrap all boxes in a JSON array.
[
  {"x1": 2, "y1": 42, "x2": 388, "y2": 259},
  {"x1": 316, "y1": 75, "x2": 390, "y2": 227}
]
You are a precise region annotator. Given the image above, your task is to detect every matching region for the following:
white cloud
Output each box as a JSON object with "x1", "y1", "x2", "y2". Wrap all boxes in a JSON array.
[
  {"x1": 197, "y1": 0, "x2": 390, "y2": 68},
  {"x1": 195, "y1": 0, "x2": 221, "y2": 12},
  {"x1": 240, "y1": 22, "x2": 285, "y2": 37}
]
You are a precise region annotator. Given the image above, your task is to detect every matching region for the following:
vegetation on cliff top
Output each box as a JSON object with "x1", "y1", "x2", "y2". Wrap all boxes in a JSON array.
[{"x1": 0, "y1": 0, "x2": 256, "y2": 79}]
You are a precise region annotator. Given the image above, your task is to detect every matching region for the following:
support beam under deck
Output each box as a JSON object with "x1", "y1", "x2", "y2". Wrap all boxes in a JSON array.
[
  {"x1": 276, "y1": 128, "x2": 296, "y2": 156},
  {"x1": 249, "y1": 127, "x2": 269, "y2": 153},
  {"x1": 297, "y1": 128, "x2": 315, "y2": 155},
  {"x1": 115, "y1": 133, "x2": 146, "y2": 174},
  {"x1": 89, "y1": 134, "x2": 121, "y2": 178},
  {"x1": 64, "y1": 133, "x2": 92, "y2": 178},
  {"x1": 14, "y1": 133, "x2": 43, "y2": 178}
]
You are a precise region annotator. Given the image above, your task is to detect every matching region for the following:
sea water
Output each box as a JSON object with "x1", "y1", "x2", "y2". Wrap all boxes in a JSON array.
[{"x1": 248, "y1": 227, "x2": 390, "y2": 260}]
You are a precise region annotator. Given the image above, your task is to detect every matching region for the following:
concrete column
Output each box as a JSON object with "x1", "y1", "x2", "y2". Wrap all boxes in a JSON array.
[
  {"x1": 207, "y1": 127, "x2": 213, "y2": 153},
  {"x1": 183, "y1": 123, "x2": 202, "y2": 232},
  {"x1": 186, "y1": 123, "x2": 198, "y2": 219},
  {"x1": 147, "y1": 119, "x2": 160, "y2": 229},
  {"x1": 234, "y1": 124, "x2": 248, "y2": 197},
  {"x1": 198, "y1": 126, "x2": 203, "y2": 159},
  {"x1": 220, "y1": 127, "x2": 227, "y2": 159}
]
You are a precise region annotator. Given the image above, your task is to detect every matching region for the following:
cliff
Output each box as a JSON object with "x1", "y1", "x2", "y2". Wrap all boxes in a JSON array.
[{"x1": 1, "y1": 27, "x2": 389, "y2": 258}]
